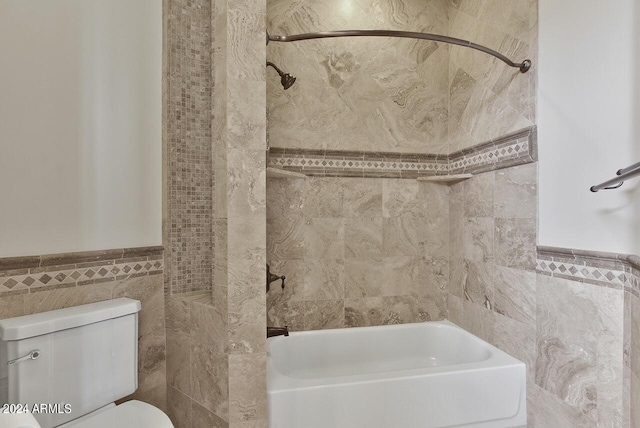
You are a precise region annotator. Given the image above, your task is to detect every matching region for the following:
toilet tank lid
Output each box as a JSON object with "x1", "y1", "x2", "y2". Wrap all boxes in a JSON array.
[{"x1": 0, "y1": 298, "x2": 142, "y2": 341}]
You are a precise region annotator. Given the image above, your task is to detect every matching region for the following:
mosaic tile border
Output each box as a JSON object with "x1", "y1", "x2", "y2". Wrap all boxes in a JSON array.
[
  {"x1": 267, "y1": 126, "x2": 537, "y2": 178},
  {"x1": 537, "y1": 246, "x2": 640, "y2": 296},
  {"x1": 0, "y1": 246, "x2": 164, "y2": 296}
]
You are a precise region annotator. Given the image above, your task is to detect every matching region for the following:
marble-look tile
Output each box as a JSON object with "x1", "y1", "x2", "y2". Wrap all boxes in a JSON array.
[
  {"x1": 227, "y1": 81, "x2": 267, "y2": 151},
  {"x1": 267, "y1": 298, "x2": 305, "y2": 332},
  {"x1": 418, "y1": 295, "x2": 447, "y2": 322},
  {"x1": 266, "y1": 217, "x2": 305, "y2": 260},
  {"x1": 192, "y1": 400, "x2": 229, "y2": 428},
  {"x1": 214, "y1": 219, "x2": 229, "y2": 288},
  {"x1": 227, "y1": 148, "x2": 266, "y2": 216},
  {"x1": 24, "y1": 283, "x2": 112, "y2": 315},
  {"x1": 463, "y1": 259, "x2": 494, "y2": 307},
  {"x1": 192, "y1": 299, "x2": 227, "y2": 355},
  {"x1": 166, "y1": 329, "x2": 191, "y2": 396},
  {"x1": 266, "y1": 178, "x2": 305, "y2": 219},
  {"x1": 382, "y1": 179, "x2": 424, "y2": 218},
  {"x1": 114, "y1": 275, "x2": 166, "y2": 405},
  {"x1": 166, "y1": 295, "x2": 191, "y2": 335},
  {"x1": 304, "y1": 259, "x2": 345, "y2": 301},
  {"x1": 528, "y1": 384, "x2": 597, "y2": 428},
  {"x1": 462, "y1": 300, "x2": 494, "y2": 343},
  {"x1": 463, "y1": 217, "x2": 494, "y2": 263},
  {"x1": 594, "y1": 286, "x2": 624, "y2": 427},
  {"x1": 228, "y1": 353, "x2": 267, "y2": 423},
  {"x1": 214, "y1": 168, "x2": 228, "y2": 219},
  {"x1": 304, "y1": 178, "x2": 344, "y2": 218},
  {"x1": 343, "y1": 178, "x2": 383, "y2": 218},
  {"x1": 167, "y1": 386, "x2": 192, "y2": 428},
  {"x1": 380, "y1": 256, "x2": 427, "y2": 297},
  {"x1": 419, "y1": 182, "x2": 449, "y2": 220},
  {"x1": 447, "y1": 294, "x2": 464, "y2": 326},
  {"x1": 227, "y1": 214, "x2": 266, "y2": 289},
  {"x1": 423, "y1": 255, "x2": 449, "y2": 295},
  {"x1": 630, "y1": 293, "x2": 640, "y2": 376},
  {"x1": 304, "y1": 218, "x2": 345, "y2": 259},
  {"x1": 463, "y1": 171, "x2": 495, "y2": 218},
  {"x1": 493, "y1": 312, "x2": 536, "y2": 383},
  {"x1": 382, "y1": 217, "x2": 427, "y2": 256},
  {"x1": 632, "y1": 370, "x2": 640, "y2": 428},
  {"x1": 536, "y1": 274, "x2": 598, "y2": 418},
  {"x1": 191, "y1": 346, "x2": 229, "y2": 419},
  {"x1": 344, "y1": 296, "x2": 427, "y2": 327},
  {"x1": 495, "y1": 218, "x2": 536, "y2": 271},
  {"x1": 304, "y1": 299, "x2": 344, "y2": 330},
  {"x1": 494, "y1": 266, "x2": 536, "y2": 324},
  {"x1": 228, "y1": 284, "x2": 266, "y2": 354},
  {"x1": 344, "y1": 218, "x2": 383, "y2": 259},
  {"x1": 345, "y1": 258, "x2": 384, "y2": 298},
  {"x1": 495, "y1": 163, "x2": 537, "y2": 219},
  {"x1": 449, "y1": 183, "x2": 465, "y2": 298},
  {"x1": 0, "y1": 294, "x2": 25, "y2": 319}
]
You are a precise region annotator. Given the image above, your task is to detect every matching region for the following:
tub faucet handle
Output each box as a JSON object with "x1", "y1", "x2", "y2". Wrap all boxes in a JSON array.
[{"x1": 266, "y1": 264, "x2": 286, "y2": 292}]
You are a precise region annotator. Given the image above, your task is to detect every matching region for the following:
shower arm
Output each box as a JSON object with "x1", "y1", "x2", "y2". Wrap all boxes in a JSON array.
[{"x1": 267, "y1": 30, "x2": 532, "y2": 73}]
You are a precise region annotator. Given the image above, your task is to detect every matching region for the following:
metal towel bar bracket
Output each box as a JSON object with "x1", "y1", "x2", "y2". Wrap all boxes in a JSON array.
[{"x1": 591, "y1": 161, "x2": 640, "y2": 192}]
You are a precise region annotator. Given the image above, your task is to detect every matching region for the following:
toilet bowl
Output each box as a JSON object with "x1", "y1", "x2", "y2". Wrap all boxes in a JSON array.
[
  {"x1": 0, "y1": 299, "x2": 174, "y2": 428},
  {"x1": 58, "y1": 401, "x2": 172, "y2": 428}
]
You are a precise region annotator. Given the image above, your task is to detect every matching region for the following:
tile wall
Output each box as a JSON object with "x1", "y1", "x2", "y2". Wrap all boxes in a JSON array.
[
  {"x1": 164, "y1": 0, "x2": 214, "y2": 295},
  {"x1": 448, "y1": 164, "x2": 630, "y2": 427},
  {"x1": 267, "y1": 0, "x2": 451, "y2": 154},
  {"x1": 448, "y1": 0, "x2": 537, "y2": 152},
  {"x1": 0, "y1": 248, "x2": 167, "y2": 411},
  {"x1": 165, "y1": 0, "x2": 268, "y2": 424},
  {"x1": 266, "y1": 0, "x2": 537, "y2": 156},
  {"x1": 267, "y1": 176, "x2": 449, "y2": 330}
]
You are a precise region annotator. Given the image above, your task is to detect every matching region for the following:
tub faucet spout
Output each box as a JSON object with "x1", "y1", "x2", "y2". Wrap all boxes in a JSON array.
[{"x1": 267, "y1": 326, "x2": 289, "y2": 338}]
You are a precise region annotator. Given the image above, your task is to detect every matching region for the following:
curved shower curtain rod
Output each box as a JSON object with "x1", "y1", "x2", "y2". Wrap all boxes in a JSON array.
[{"x1": 267, "y1": 30, "x2": 532, "y2": 73}]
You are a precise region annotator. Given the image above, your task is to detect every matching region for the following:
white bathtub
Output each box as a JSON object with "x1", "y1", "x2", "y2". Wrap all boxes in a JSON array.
[{"x1": 267, "y1": 321, "x2": 526, "y2": 428}]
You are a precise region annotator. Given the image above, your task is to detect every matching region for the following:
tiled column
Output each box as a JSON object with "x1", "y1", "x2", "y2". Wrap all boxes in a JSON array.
[{"x1": 225, "y1": 0, "x2": 267, "y2": 426}]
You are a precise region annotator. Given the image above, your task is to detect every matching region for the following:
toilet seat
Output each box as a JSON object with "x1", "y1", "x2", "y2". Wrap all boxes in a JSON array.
[{"x1": 59, "y1": 401, "x2": 173, "y2": 428}]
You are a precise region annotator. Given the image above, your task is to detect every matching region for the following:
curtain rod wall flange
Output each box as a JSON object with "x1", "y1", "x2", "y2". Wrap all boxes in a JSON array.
[{"x1": 266, "y1": 30, "x2": 532, "y2": 73}]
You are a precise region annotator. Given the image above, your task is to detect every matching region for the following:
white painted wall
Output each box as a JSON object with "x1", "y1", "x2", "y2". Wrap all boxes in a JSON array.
[
  {"x1": 539, "y1": 0, "x2": 640, "y2": 255},
  {"x1": 0, "y1": 0, "x2": 162, "y2": 257}
]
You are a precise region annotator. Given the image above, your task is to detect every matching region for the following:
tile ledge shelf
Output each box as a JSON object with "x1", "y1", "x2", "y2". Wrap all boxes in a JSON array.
[
  {"x1": 267, "y1": 167, "x2": 306, "y2": 179},
  {"x1": 416, "y1": 174, "x2": 473, "y2": 184}
]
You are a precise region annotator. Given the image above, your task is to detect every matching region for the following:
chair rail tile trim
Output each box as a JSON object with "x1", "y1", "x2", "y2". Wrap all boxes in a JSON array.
[
  {"x1": 537, "y1": 246, "x2": 640, "y2": 296},
  {"x1": 268, "y1": 126, "x2": 537, "y2": 178},
  {"x1": 0, "y1": 246, "x2": 164, "y2": 296}
]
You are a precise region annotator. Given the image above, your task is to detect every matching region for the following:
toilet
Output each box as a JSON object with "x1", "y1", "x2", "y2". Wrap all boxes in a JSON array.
[{"x1": 0, "y1": 298, "x2": 174, "y2": 428}]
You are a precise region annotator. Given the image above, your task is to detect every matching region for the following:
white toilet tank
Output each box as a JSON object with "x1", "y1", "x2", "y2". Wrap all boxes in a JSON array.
[{"x1": 0, "y1": 298, "x2": 141, "y2": 428}]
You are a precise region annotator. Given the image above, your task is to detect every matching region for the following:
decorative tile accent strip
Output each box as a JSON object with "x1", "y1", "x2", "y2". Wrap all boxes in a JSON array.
[
  {"x1": 268, "y1": 126, "x2": 537, "y2": 178},
  {"x1": 448, "y1": 127, "x2": 537, "y2": 175},
  {"x1": 537, "y1": 246, "x2": 640, "y2": 296},
  {"x1": 0, "y1": 246, "x2": 164, "y2": 296}
]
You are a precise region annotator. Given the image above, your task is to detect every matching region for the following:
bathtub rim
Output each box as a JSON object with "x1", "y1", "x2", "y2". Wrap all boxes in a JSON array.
[{"x1": 267, "y1": 320, "x2": 526, "y2": 392}]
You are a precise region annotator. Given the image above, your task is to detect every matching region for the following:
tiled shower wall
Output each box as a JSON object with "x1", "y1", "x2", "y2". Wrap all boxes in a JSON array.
[
  {"x1": 267, "y1": 0, "x2": 537, "y2": 155},
  {"x1": 267, "y1": 0, "x2": 451, "y2": 154},
  {"x1": 448, "y1": 0, "x2": 537, "y2": 152},
  {"x1": 164, "y1": 0, "x2": 214, "y2": 295},
  {"x1": 266, "y1": 177, "x2": 449, "y2": 330}
]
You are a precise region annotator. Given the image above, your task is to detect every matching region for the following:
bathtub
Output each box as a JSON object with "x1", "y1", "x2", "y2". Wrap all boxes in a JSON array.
[{"x1": 267, "y1": 321, "x2": 526, "y2": 428}]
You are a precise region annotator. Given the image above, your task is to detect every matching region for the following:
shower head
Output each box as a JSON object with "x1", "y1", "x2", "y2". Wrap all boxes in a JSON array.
[{"x1": 266, "y1": 61, "x2": 296, "y2": 90}]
